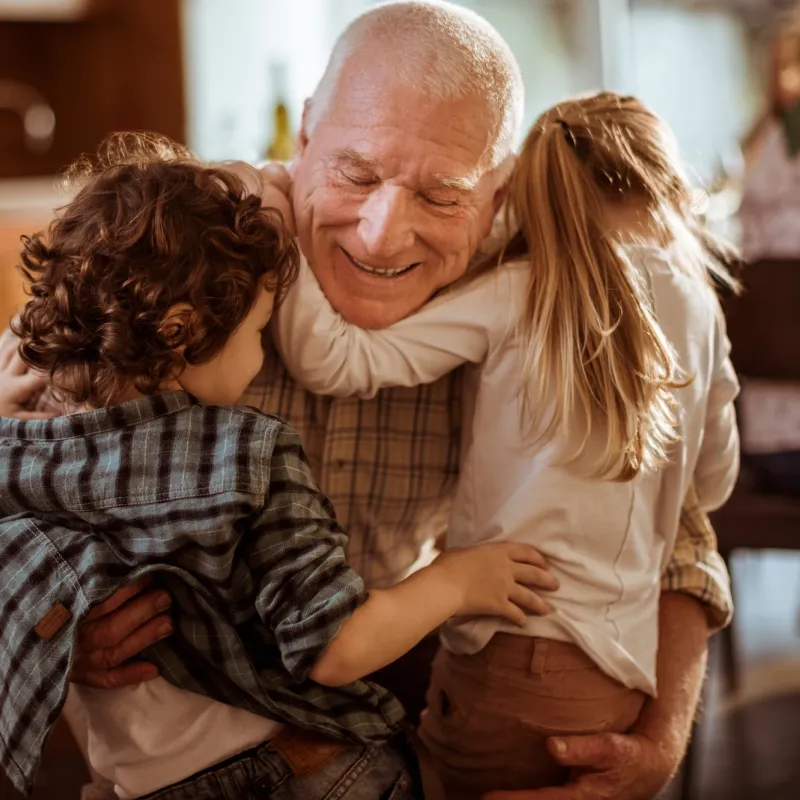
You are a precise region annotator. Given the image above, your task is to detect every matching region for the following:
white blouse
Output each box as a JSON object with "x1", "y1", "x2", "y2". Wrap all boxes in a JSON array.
[{"x1": 273, "y1": 244, "x2": 740, "y2": 694}]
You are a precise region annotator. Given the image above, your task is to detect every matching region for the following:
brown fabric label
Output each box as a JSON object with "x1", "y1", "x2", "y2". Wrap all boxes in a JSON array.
[{"x1": 34, "y1": 602, "x2": 71, "y2": 641}]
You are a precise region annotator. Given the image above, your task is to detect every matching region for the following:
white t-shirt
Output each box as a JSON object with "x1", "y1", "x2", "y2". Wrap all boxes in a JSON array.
[
  {"x1": 72, "y1": 680, "x2": 280, "y2": 798},
  {"x1": 273, "y1": 243, "x2": 740, "y2": 695}
]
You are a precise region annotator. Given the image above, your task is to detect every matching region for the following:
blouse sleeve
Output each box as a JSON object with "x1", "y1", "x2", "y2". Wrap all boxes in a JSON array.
[{"x1": 272, "y1": 258, "x2": 528, "y2": 399}]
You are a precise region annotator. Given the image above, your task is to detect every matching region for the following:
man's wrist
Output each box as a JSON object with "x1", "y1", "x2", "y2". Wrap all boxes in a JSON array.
[{"x1": 633, "y1": 592, "x2": 710, "y2": 762}]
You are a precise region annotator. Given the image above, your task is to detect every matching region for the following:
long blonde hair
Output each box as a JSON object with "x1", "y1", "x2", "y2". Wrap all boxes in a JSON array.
[{"x1": 505, "y1": 91, "x2": 736, "y2": 481}]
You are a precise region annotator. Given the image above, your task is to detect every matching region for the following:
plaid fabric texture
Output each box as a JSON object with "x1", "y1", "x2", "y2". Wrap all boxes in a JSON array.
[
  {"x1": 0, "y1": 392, "x2": 405, "y2": 796},
  {"x1": 243, "y1": 337, "x2": 733, "y2": 625}
]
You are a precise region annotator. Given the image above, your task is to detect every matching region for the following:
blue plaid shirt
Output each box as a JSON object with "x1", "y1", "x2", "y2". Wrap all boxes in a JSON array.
[{"x1": 0, "y1": 391, "x2": 405, "y2": 795}]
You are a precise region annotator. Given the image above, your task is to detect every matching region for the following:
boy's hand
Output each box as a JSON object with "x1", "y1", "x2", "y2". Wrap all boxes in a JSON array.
[{"x1": 434, "y1": 542, "x2": 558, "y2": 626}]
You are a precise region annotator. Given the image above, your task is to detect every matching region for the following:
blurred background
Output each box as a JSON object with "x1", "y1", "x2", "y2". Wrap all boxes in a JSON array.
[{"x1": 0, "y1": 1, "x2": 798, "y2": 799}]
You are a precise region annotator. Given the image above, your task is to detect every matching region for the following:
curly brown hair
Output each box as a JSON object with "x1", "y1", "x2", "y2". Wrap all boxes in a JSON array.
[{"x1": 13, "y1": 132, "x2": 298, "y2": 408}]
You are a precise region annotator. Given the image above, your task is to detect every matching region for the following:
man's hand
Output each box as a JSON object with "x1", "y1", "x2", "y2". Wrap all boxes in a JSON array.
[
  {"x1": 482, "y1": 593, "x2": 709, "y2": 800},
  {"x1": 481, "y1": 732, "x2": 674, "y2": 800},
  {"x1": 0, "y1": 327, "x2": 53, "y2": 419},
  {"x1": 71, "y1": 576, "x2": 174, "y2": 689}
]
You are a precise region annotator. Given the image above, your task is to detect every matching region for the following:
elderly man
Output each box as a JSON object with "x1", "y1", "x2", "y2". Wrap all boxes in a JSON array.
[{"x1": 0, "y1": 3, "x2": 730, "y2": 799}]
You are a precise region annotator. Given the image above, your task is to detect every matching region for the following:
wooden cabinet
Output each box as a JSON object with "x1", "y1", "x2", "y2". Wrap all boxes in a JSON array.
[
  {"x1": 0, "y1": 0, "x2": 184, "y2": 179},
  {"x1": 1, "y1": 217, "x2": 40, "y2": 327},
  {"x1": 0, "y1": 1, "x2": 89, "y2": 21},
  {"x1": 0, "y1": 180, "x2": 65, "y2": 325}
]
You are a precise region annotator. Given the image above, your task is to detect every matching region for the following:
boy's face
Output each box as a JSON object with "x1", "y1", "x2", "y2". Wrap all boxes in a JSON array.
[{"x1": 177, "y1": 288, "x2": 274, "y2": 405}]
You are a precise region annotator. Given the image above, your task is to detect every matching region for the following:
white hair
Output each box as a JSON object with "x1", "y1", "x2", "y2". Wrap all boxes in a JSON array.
[{"x1": 307, "y1": 0, "x2": 524, "y2": 168}]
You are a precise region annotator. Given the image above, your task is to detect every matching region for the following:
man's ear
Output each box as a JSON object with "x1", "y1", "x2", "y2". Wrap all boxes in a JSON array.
[
  {"x1": 159, "y1": 303, "x2": 195, "y2": 351},
  {"x1": 492, "y1": 183, "x2": 510, "y2": 216},
  {"x1": 492, "y1": 153, "x2": 516, "y2": 215},
  {"x1": 297, "y1": 99, "x2": 312, "y2": 155}
]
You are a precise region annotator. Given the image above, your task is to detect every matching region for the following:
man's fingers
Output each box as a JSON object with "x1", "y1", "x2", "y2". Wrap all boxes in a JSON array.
[
  {"x1": 81, "y1": 586, "x2": 170, "y2": 648},
  {"x1": 547, "y1": 733, "x2": 625, "y2": 769},
  {"x1": 84, "y1": 576, "x2": 157, "y2": 620},
  {"x1": 513, "y1": 563, "x2": 559, "y2": 591},
  {"x1": 84, "y1": 614, "x2": 173, "y2": 671},
  {"x1": 72, "y1": 659, "x2": 160, "y2": 689},
  {"x1": 509, "y1": 585, "x2": 552, "y2": 617},
  {"x1": 84, "y1": 575, "x2": 159, "y2": 621}
]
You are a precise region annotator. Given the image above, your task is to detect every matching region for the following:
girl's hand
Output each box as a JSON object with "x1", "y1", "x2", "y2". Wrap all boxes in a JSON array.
[
  {"x1": 223, "y1": 160, "x2": 296, "y2": 235},
  {"x1": 256, "y1": 161, "x2": 295, "y2": 234},
  {"x1": 0, "y1": 327, "x2": 55, "y2": 420},
  {"x1": 434, "y1": 542, "x2": 559, "y2": 626}
]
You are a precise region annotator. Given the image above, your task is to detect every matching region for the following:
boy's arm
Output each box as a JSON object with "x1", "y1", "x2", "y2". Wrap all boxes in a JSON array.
[
  {"x1": 246, "y1": 423, "x2": 556, "y2": 686},
  {"x1": 272, "y1": 258, "x2": 526, "y2": 399}
]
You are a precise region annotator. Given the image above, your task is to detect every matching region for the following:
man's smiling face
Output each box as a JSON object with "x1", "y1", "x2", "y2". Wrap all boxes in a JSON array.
[{"x1": 291, "y1": 62, "x2": 504, "y2": 329}]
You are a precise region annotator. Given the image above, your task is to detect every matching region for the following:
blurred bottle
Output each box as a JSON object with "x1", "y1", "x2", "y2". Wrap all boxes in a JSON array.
[{"x1": 265, "y1": 62, "x2": 293, "y2": 161}]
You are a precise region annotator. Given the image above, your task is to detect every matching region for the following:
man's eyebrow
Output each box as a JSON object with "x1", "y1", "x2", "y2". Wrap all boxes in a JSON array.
[
  {"x1": 432, "y1": 174, "x2": 478, "y2": 193},
  {"x1": 330, "y1": 149, "x2": 477, "y2": 192},
  {"x1": 330, "y1": 148, "x2": 379, "y2": 168}
]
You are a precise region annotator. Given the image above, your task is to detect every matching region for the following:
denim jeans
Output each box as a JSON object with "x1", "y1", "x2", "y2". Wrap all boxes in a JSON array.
[{"x1": 139, "y1": 739, "x2": 420, "y2": 800}]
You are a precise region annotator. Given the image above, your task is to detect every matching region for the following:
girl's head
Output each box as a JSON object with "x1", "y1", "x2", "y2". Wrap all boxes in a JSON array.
[
  {"x1": 505, "y1": 91, "x2": 735, "y2": 480},
  {"x1": 14, "y1": 133, "x2": 298, "y2": 408}
]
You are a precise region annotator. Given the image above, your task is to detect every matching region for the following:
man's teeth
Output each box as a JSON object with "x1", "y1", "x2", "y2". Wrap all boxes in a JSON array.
[{"x1": 350, "y1": 255, "x2": 415, "y2": 276}]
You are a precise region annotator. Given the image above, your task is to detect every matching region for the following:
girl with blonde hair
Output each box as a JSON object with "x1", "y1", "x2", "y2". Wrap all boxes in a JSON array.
[{"x1": 274, "y1": 91, "x2": 740, "y2": 796}]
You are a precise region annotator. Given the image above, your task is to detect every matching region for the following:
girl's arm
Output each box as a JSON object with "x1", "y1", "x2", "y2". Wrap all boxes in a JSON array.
[
  {"x1": 273, "y1": 258, "x2": 527, "y2": 399},
  {"x1": 247, "y1": 424, "x2": 557, "y2": 687},
  {"x1": 694, "y1": 316, "x2": 740, "y2": 511}
]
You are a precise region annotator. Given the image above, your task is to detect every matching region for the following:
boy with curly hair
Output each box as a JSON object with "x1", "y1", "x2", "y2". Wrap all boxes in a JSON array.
[{"x1": 0, "y1": 134, "x2": 547, "y2": 800}]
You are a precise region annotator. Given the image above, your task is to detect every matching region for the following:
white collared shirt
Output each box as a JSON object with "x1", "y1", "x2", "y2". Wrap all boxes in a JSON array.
[{"x1": 273, "y1": 242, "x2": 739, "y2": 694}]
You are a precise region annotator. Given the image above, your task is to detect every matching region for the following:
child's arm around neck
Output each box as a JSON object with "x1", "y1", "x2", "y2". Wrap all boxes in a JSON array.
[{"x1": 272, "y1": 256, "x2": 528, "y2": 399}]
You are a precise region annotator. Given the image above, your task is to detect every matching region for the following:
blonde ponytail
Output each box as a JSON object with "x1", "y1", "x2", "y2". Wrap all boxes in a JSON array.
[{"x1": 509, "y1": 99, "x2": 691, "y2": 481}]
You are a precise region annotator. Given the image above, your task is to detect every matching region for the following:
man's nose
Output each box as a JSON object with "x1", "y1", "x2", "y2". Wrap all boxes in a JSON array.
[{"x1": 357, "y1": 184, "x2": 415, "y2": 258}]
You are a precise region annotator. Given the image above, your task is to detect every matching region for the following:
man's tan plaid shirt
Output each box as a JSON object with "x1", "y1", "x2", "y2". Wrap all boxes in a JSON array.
[{"x1": 243, "y1": 337, "x2": 733, "y2": 630}]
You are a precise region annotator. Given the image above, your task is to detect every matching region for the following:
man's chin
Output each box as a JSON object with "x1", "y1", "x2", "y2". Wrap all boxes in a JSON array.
[{"x1": 334, "y1": 296, "x2": 421, "y2": 330}]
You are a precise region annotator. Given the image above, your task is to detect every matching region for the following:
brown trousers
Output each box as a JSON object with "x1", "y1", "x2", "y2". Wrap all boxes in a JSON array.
[{"x1": 418, "y1": 635, "x2": 646, "y2": 800}]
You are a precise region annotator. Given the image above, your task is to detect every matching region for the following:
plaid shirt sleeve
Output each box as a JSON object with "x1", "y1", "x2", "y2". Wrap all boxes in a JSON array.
[
  {"x1": 247, "y1": 422, "x2": 368, "y2": 682},
  {"x1": 661, "y1": 483, "x2": 732, "y2": 630}
]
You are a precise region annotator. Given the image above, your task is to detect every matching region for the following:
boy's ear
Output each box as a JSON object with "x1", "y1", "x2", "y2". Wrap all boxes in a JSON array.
[{"x1": 159, "y1": 303, "x2": 195, "y2": 350}]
